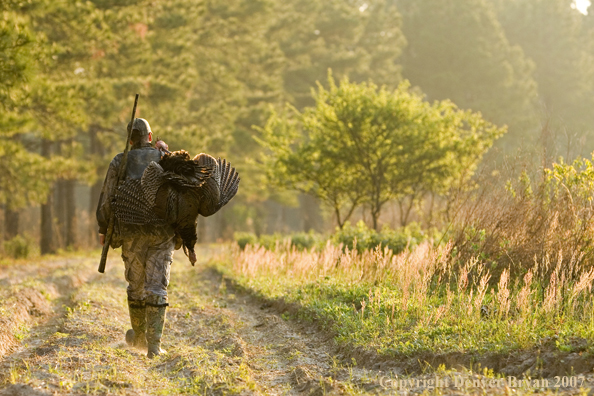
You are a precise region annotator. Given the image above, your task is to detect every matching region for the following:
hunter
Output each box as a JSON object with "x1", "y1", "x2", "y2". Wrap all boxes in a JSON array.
[{"x1": 96, "y1": 118, "x2": 174, "y2": 358}]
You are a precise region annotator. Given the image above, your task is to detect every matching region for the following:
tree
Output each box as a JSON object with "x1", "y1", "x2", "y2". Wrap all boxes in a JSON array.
[
  {"x1": 0, "y1": 0, "x2": 108, "y2": 250},
  {"x1": 395, "y1": 0, "x2": 539, "y2": 149},
  {"x1": 269, "y1": 0, "x2": 405, "y2": 109},
  {"x1": 494, "y1": 0, "x2": 594, "y2": 157},
  {"x1": 262, "y1": 74, "x2": 505, "y2": 230},
  {"x1": 243, "y1": 0, "x2": 407, "y2": 233}
]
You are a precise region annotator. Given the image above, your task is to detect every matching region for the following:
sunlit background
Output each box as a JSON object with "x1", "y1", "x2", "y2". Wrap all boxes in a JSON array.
[
  {"x1": 2, "y1": 0, "x2": 594, "y2": 256},
  {"x1": 575, "y1": 0, "x2": 591, "y2": 13}
]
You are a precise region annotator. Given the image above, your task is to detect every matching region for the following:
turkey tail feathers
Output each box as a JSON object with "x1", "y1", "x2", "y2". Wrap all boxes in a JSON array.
[
  {"x1": 141, "y1": 162, "x2": 165, "y2": 207},
  {"x1": 217, "y1": 158, "x2": 240, "y2": 209},
  {"x1": 114, "y1": 179, "x2": 165, "y2": 225},
  {"x1": 192, "y1": 153, "x2": 240, "y2": 213}
]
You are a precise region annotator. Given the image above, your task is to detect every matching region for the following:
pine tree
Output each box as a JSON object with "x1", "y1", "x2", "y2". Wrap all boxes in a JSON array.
[
  {"x1": 494, "y1": 0, "x2": 594, "y2": 157},
  {"x1": 271, "y1": 0, "x2": 406, "y2": 109},
  {"x1": 395, "y1": 0, "x2": 539, "y2": 149}
]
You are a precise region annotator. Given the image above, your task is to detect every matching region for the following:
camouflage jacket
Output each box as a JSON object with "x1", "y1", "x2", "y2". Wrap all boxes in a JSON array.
[{"x1": 96, "y1": 143, "x2": 175, "y2": 243}]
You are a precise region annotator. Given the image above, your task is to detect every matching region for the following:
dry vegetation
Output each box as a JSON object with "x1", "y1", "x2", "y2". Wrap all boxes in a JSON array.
[
  {"x1": 452, "y1": 157, "x2": 594, "y2": 277},
  {"x1": 219, "y1": 238, "x2": 594, "y2": 376}
]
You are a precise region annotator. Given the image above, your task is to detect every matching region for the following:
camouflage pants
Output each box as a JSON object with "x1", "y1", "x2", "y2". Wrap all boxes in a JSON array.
[{"x1": 121, "y1": 233, "x2": 175, "y2": 303}]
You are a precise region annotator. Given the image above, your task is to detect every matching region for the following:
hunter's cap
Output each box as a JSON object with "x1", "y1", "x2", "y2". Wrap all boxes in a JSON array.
[{"x1": 127, "y1": 118, "x2": 151, "y2": 136}]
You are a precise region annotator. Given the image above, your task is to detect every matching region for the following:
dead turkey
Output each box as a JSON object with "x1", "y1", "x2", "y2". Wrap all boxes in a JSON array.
[{"x1": 114, "y1": 150, "x2": 240, "y2": 264}]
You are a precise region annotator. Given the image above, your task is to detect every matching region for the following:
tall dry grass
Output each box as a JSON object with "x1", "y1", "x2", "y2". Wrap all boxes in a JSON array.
[
  {"x1": 233, "y1": 240, "x2": 446, "y2": 302},
  {"x1": 229, "y1": 238, "x2": 594, "y2": 351},
  {"x1": 224, "y1": 157, "x2": 594, "y2": 354},
  {"x1": 452, "y1": 158, "x2": 594, "y2": 279}
]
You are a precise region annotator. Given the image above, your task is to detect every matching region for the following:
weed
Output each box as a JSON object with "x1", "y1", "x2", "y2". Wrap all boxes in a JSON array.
[{"x1": 13, "y1": 324, "x2": 29, "y2": 341}]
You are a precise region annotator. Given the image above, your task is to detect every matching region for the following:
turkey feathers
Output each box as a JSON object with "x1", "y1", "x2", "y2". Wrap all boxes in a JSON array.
[{"x1": 131, "y1": 150, "x2": 240, "y2": 264}]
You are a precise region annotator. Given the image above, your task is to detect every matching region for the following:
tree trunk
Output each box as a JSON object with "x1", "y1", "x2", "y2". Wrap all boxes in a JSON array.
[
  {"x1": 371, "y1": 210, "x2": 380, "y2": 231},
  {"x1": 5, "y1": 135, "x2": 21, "y2": 241},
  {"x1": 401, "y1": 196, "x2": 415, "y2": 227},
  {"x1": 89, "y1": 125, "x2": 105, "y2": 244},
  {"x1": 371, "y1": 199, "x2": 382, "y2": 231},
  {"x1": 40, "y1": 139, "x2": 54, "y2": 255},
  {"x1": 4, "y1": 206, "x2": 19, "y2": 240},
  {"x1": 55, "y1": 141, "x2": 77, "y2": 249},
  {"x1": 55, "y1": 180, "x2": 66, "y2": 248},
  {"x1": 334, "y1": 205, "x2": 344, "y2": 229},
  {"x1": 64, "y1": 179, "x2": 76, "y2": 248}
]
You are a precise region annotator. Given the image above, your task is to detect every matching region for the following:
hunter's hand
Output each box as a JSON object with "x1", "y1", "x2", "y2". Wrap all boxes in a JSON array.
[{"x1": 99, "y1": 234, "x2": 105, "y2": 246}]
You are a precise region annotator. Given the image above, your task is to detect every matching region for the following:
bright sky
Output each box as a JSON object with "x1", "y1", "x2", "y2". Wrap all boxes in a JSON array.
[{"x1": 574, "y1": 0, "x2": 591, "y2": 14}]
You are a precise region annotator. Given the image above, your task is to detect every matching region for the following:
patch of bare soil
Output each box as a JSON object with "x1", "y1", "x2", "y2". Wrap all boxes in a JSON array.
[{"x1": 0, "y1": 256, "x2": 97, "y2": 360}]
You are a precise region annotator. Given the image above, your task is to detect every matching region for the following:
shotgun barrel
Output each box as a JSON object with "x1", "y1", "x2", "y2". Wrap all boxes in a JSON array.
[{"x1": 98, "y1": 94, "x2": 139, "y2": 273}]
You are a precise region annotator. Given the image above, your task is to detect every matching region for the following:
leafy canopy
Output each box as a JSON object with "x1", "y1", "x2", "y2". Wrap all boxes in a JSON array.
[{"x1": 261, "y1": 73, "x2": 505, "y2": 229}]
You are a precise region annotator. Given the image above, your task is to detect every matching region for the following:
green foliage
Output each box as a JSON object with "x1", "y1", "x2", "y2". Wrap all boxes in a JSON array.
[
  {"x1": 235, "y1": 231, "x2": 322, "y2": 251},
  {"x1": 545, "y1": 155, "x2": 594, "y2": 204},
  {"x1": 0, "y1": 11, "x2": 33, "y2": 106},
  {"x1": 332, "y1": 221, "x2": 432, "y2": 254},
  {"x1": 261, "y1": 74, "x2": 505, "y2": 229},
  {"x1": 4, "y1": 0, "x2": 594, "y2": 246},
  {"x1": 234, "y1": 232, "x2": 258, "y2": 250},
  {"x1": 289, "y1": 232, "x2": 319, "y2": 250},
  {"x1": 270, "y1": 0, "x2": 405, "y2": 109},
  {"x1": 3, "y1": 235, "x2": 31, "y2": 259},
  {"x1": 0, "y1": 141, "x2": 53, "y2": 209},
  {"x1": 234, "y1": 222, "x2": 434, "y2": 254}
]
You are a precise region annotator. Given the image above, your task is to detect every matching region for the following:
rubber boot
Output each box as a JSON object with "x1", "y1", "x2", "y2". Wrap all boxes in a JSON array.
[
  {"x1": 146, "y1": 296, "x2": 168, "y2": 358},
  {"x1": 125, "y1": 299, "x2": 147, "y2": 349}
]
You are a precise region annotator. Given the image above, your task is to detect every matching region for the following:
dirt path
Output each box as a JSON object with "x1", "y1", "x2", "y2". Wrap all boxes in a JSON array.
[
  {"x1": 1, "y1": 249, "x2": 593, "y2": 395},
  {"x1": 1, "y1": 248, "x2": 381, "y2": 395},
  {"x1": 199, "y1": 268, "x2": 386, "y2": 395}
]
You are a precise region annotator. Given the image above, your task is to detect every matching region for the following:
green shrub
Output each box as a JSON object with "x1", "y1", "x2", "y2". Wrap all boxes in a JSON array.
[
  {"x1": 290, "y1": 232, "x2": 319, "y2": 251},
  {"x1": 234, "y1": 232, "x2": 257, "y2": 250},
  {"x1": 332, "y1": 221, "x2": 375, "y2": 252},
  {"x1": 258, "y1": 233, "x2": 284, "y2": 250},
  {"x1": 235, "y1": 222, "x2": 435, "y2": 253},
  {"x1": 332, "y1": 221, "x2": 430, "y2": 254},
  {"x1": 3, "y1": 235, "x2": 31, "y2": 259}
]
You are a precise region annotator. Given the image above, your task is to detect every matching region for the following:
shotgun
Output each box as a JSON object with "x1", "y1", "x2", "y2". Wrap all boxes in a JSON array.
[{"x1": 98, "y1": 94, "x2": 139, "y2": 273}]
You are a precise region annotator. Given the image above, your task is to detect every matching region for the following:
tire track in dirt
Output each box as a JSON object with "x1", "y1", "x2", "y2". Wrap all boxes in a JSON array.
[
  {"x1": 0, "y1": 255, "x2": 152, "y2": 395},
  {"x1": 1, "y1": 248, "x2": 272, "y2": 395},
  {"x1": 195, "y1": 267, "x2": 387, "y2": 395}
]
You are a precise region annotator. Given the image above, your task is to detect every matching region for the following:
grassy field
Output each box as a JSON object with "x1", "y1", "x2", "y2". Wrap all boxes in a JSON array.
[{"x1": 216, "y1": 241, "x2": 594, "y2": 377}]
